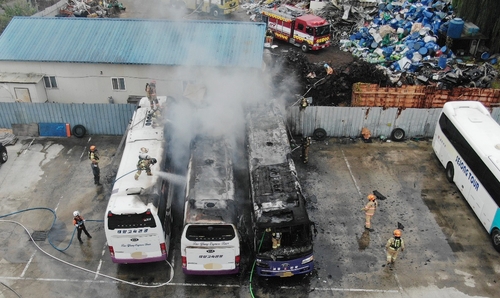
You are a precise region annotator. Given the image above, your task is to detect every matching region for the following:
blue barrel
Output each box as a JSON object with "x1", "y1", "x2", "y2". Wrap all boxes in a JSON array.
[{"x1": 447, "y1": 18, "x2": 464, "y2": 38}]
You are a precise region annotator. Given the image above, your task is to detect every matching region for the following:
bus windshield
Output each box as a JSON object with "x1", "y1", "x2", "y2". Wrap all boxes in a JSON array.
[
  {"x1": 256, "y1": 224, "x2": 312, "y2": 257},
  {"x1": 185, "y1": 224, "x2": 236, "y2": 241},
  {"x1": 107, "y1": 210, "x2": 157, "y2": 230}
]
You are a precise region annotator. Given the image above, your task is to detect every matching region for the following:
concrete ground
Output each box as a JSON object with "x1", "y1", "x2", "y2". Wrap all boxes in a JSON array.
[{"x1": 0, "y1": 135, "x2": 498, "y2": 297}]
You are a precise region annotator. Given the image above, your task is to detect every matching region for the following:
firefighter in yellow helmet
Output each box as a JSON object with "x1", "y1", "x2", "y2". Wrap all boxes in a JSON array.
[
  {"x1": 361, "y1": 193, "x2": 378, "y2": 231},
  {"x1": 385, "y1": 229, "x2": 405, "y2": 266},
  {"x1": 134, "y1": 147, "x2": 157, "y2": 180},
  {"x1": 88, "y1": 145, "x2": 101, "y2": 185}
]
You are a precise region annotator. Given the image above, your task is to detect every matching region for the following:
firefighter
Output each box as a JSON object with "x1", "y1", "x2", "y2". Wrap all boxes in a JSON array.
[
  {"x1": 362, "y1": 193, "x2": 378, "y2": 231},
  {"x1": 73, "y1": 211, "x2": 92, "y2": 244},
  {"x1": 385, "y1": 229, "x2": 405, "y2": 266},
  {"x1": 145, "y1": 80, "x2": 159, "y2": 109},
  {"x1": 272, "y1": 231, "x2": 281, "y2": 249},
  {"x1": 135, "y1": 147, "x2": 157, "y2": 180},
  {"x1": 300, "y1": 136, "x2": 311, "y2": 164},
  {"x1": 88, "y1": 145, "x2": 101, "y2": 185},
  {"x1": 265, "y1": 28, "x2": 274, "y2": 45}
]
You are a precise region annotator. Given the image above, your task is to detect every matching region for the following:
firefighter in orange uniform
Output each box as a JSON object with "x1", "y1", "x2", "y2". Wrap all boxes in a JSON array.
[{"x1": 362, "y1": 194, "x2": 378, "y2": 232}]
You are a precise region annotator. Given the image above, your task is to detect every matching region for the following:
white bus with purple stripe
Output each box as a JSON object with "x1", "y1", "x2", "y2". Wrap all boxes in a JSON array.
[{"x1": 104, "y1": 96, "x2": 173, "y2": 263}]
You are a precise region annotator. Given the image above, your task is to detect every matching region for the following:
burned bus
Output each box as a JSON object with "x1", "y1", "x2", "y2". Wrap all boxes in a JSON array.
[{"x1": 246, "y1": 103, "x2": 315, "y2": 277}]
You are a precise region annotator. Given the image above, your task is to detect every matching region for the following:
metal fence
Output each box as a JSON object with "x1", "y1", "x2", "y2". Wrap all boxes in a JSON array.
[
  {"x1": 287, "y1": 106, "x2": 500, "y2": 139},
  {"x1": 0, "y1": 102, "x2": 136, "y2": 135},
  {"x1": 3, "y1": 102, "x2": 500, "y2": 138}
]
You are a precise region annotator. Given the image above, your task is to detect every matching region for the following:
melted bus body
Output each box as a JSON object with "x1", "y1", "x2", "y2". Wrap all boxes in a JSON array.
[
  {"x1": 247, "y1": 103, "x2": 314, "y2": 277},
  {"x1": 432, "y1": 101, "x2": 500, "y2": 252},
  {"x1": 104, "y1": 97, "x2": 173, "y2": 263},
  {"x1": 181, "y1": 136, "x2": 241, "y2": 274}
]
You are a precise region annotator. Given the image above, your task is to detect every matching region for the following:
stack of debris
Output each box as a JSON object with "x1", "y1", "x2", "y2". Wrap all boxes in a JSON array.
[
  {"x1": 57, "y1": 0, "x2": 125, "y2": 18},
  {"x1": 270, "y1": 48, "x2": 389, "y2": 106},
  {"x1": 318, "y1": 0, "x2": 499, "y2": 88},
  {"x1": 0, "y1": 132, "x2": 18, "y2": 146},
  {"x1": 258, "y1": 0, "x2": 500, "y2": 106}
]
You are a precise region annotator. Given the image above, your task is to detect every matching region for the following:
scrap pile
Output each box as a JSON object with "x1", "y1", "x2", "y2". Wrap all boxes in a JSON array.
[
  {"x1": 57, "y1": 0, "x2": 125, "y2": 18},
  {"x1": 270, "y1": 48, "x2": 389, "y2": 106},
  {"x1": 317, "y1": 0, "x2": 499, "y2": 88},
  {"x1": 0, "y1": 132, "x2": 17, "y2": 146},
  {"x1": 260, "y1": 0, "x2": 499, "y2": 106}
]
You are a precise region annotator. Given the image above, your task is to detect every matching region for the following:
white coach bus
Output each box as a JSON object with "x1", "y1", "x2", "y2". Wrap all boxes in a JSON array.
[
  {"x1": 104, "y1": 97, "x2": 173, "y2": 263},
  {"x1": 432, "y1": 101, "x2": 500, "y2": 252},
  {"x1": 181, "y1": 136, "x2": 241, "y2": 275}
]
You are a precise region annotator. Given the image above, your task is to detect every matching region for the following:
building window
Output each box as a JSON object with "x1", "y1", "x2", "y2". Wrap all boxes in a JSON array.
[
  {"x1": 44, "y1": 76, "x2": 57, "y2": 88},
  {"x1": 112, "y1": 78, "x2": 126, "y2": 90}
]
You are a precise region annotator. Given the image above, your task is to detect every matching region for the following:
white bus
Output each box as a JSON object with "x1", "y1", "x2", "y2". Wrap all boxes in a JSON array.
[
  {"x1": 181, "y1": 136, "x2": 241, "y2": 275},
  {"x1": 104, "y1": 96, "x2": 174, "y2": 263},
  {"x1": 432, "y1": 101, "x2": 500, "y2": 252}
]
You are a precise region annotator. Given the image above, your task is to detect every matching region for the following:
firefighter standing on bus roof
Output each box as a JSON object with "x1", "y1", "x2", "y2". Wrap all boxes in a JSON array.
[
  {"x1": 362, "y1": 194, "x2": 378, "y2": 232},
  {"x1": 386, "y1": 229, "x2": 405, "y2": 266},
  {"x1": 135, "y1": 147, "x2": 157, "y2": 180},
  {"x1": 88, "y1": 145, "x2": 101, "y2": 186},
  {"x1": 145, "y1": 80, "x2": 159, "y2": 109},
  {"x1": 73, "y1": 211, "x2": 92, "y2": 244}
]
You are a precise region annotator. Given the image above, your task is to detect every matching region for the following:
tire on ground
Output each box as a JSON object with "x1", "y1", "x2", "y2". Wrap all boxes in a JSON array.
[
  {"x1": 313, "y1": 128, "x2": 327, "y2": 141},
  {"x1": 390, "y1": 128, "x2": 405, "y2": 142},
  {"x1": 72, "y1": 124, "x2": 86, "y2": 138}
]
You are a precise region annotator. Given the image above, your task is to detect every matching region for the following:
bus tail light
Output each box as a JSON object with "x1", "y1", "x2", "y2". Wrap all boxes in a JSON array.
[
  {"x1": 235, "y1": 255, "x2": 240, "y2": 266},
  {"x1": 182, "y1": 256, "x2": 187, "y2": 268},
  {"x1": 108, "y1": 246, "x2": 115, "y2": 257},
  {"x1": 160, "y1": 242, "x2": 166, "y2": 255}
]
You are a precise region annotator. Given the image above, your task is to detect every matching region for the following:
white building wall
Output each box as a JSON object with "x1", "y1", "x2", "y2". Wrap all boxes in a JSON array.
[{"x1": 0, "y1": 61, "x2": 200, "y2": 104}]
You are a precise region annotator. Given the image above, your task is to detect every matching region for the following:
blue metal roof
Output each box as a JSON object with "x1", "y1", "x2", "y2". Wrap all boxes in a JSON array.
[{"x1": 0, "y1": 17, "x2": 266, "y2": 68}]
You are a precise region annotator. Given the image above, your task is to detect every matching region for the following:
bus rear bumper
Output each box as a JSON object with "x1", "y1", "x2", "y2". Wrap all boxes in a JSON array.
[
  {"x1": 111, "y1": 255, "x2": 166, "y2": 264},
  {"x1": 182, "y1": 268, "x2": 239, "y2": 275}
]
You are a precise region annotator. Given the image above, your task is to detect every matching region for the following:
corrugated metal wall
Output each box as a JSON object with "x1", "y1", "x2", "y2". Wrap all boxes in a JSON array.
[
  {"x1": 287, "y1": 106, "x2": 500, "y2": 138},
  {"x1": 3, "y1": 103, "x2": 500, "y2": 138},
  {"x1": 0, "y1": 102, "x2": 136, "y2": 135}
]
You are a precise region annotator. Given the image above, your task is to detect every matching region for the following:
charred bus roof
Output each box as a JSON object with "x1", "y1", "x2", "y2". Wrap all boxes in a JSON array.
[
  {"x1": 184, "y1": 136, "x2": 237, "y2": 225},
  {"x1": 247, "y1": 103, "x2": 311, "y2": 229}
]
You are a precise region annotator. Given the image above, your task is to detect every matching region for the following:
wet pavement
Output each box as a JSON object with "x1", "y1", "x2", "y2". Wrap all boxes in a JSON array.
[{"x1": 1, "y1": 135, "x2": 499, "y2": 297}]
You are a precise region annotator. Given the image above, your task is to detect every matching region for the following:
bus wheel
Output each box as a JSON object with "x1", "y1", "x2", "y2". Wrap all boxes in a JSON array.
[
  {"x1": 313, "y1": 128, "x2": 327, "y2": 141},
  {"x1": 390, "y1": 128, "x2": 405, "y2": 142},
  {"x1": 445, "y1": 162, "x2": 454, "y2": 183},
  {"x1": 491, "y1": 229, "x2": 500, "y2": 252},
  {"x1": 301, "y1": 44, "x2": 308, "y2": 52}
]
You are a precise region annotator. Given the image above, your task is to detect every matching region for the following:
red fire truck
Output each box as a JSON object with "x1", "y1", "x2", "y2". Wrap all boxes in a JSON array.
[{"x1": 261, "y1": 5, "x2": 331, "y2": 52}]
